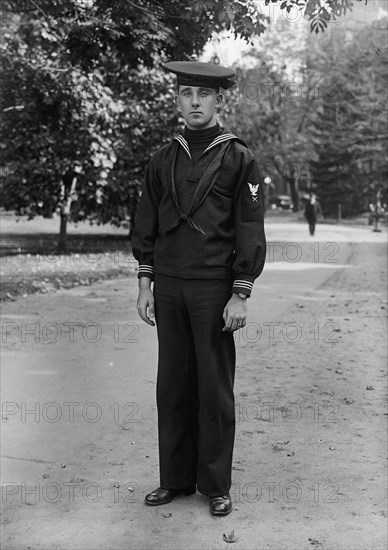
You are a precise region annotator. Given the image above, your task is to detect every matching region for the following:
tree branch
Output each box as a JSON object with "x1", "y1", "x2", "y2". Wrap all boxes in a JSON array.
[
  {"x1": 27, "y1": 0, "x2": 65, "y2": 46},
  {"x1": 354, "y1": 134, "x2": 388, "y2": 143},
  {"x1": 123, "y1": 0, "x2": 157, "y2": 17},
  {"x1": 27, "y1": 0, "x2": 53, "y2": 24},
  {"x1": 3, "y1": 105, "x2": 25, "y2": 112}
]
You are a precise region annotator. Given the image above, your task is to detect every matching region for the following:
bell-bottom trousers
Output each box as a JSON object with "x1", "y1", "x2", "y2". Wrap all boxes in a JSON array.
[{"x1": 153, "y1": 274, "x2": 236, "y2": 497}]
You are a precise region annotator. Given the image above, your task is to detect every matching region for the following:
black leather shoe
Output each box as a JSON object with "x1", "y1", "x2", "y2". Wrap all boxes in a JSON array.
[
  {"x1": 144, "y1": 485, "x2": 196, "y2": 506},
  {"x1": 210, "y1": 493, "x2": 233, "y2": 516}
]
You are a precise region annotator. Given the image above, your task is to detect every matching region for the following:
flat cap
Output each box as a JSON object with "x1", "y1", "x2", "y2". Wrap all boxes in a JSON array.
[{"x1": 163, "y1": 61, "x2": 235, "y2": 90}]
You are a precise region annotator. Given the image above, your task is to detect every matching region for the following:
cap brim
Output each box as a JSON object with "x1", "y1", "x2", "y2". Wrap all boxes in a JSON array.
[{"x1": 163, "y1": 61, "x2": 235, "y2": 89}]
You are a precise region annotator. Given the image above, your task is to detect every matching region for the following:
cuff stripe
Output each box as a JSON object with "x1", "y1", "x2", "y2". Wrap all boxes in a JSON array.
[
  {"x1": 138, "y1": 265, "x2": 154, "y2": 274},
  {"x1": 233, "y1": 280, "x2": 253, "y2": 289}
]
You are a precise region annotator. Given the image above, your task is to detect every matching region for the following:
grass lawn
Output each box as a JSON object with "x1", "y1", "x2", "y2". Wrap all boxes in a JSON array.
[{"x1": 0, "y1": 213, "x2": 137, "y2": 301}]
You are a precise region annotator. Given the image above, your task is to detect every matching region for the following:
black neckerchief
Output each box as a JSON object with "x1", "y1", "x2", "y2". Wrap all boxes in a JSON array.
[{"x1": 166, "y1": 139, "x2": 232, "y2": 236}]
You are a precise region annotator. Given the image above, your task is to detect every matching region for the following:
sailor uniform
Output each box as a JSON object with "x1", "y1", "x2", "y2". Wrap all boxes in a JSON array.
[
  {"x1": 132, "y1": 65, "x2": 266, "y2": 497},
  {"x1": 132, "y1": 126, "x2": 266, "y2": 297}
]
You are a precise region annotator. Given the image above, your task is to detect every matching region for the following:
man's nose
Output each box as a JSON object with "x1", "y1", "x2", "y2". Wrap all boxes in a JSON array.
[{"x1": 191, "y1": 93, "x2": 200, "y2": 106}]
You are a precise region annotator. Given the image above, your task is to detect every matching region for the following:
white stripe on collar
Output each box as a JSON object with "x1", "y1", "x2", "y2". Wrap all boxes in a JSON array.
[
  {"x1": 174, "y1": 132, "x2": 236, "y2": 160},
  {"x1": 174, "y1": 135, "x2": 191, "y2": 160},
  {"x1": 202, "y1": 133, "x2": 236, "y2": 155}
]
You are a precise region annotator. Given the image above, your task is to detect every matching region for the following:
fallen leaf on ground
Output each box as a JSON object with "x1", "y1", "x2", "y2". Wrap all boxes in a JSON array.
[
  {"x1": 308, "y1": 538, "x2": 323, "y2": 547},
  {"x1": 223, "y1": 531, "x2": 237, "y2": 543},
  {"x1": 273, "y1": 440, "x2": 290, "y2": 451}
]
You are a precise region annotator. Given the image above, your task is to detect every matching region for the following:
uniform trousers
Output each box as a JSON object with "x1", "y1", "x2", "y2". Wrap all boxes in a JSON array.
[{"x1": 153, "y1": 274, "x2": 236, "y2": 497}]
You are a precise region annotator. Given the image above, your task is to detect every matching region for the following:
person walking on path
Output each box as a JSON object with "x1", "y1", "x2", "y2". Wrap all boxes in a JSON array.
[
  {"x1": 131, "y1": 61, "x2": 266, "y2": 517},
  {"x1": 304, "y1": 191, "x2": 322, "y2": 236}
]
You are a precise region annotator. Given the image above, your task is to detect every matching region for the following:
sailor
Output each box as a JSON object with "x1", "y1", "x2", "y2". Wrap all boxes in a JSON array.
[{"x1": 131, "y1": 60, "x2": 266, "y2": 516}]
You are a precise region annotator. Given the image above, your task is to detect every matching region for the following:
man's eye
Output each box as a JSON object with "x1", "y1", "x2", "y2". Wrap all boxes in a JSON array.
[
  {"x1": 200, "y1": 92, "x2": 209, "y2": 98},
  {"x1": 183, "y1": 92, "x2": 191, "y2": 97}
]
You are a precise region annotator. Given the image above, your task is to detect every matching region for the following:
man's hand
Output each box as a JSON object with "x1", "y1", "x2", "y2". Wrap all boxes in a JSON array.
[
  {"x1": 222, "y1": 294, "x2": 247, "y2": 332},
  {"x1": 136, "y1": 278, "x2": 155, "y2": 326}
]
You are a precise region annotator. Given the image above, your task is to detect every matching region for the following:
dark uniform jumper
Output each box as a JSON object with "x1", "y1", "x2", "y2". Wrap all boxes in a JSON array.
[{"x1": 132, "y1": 121, "x2": 266, "y2": 497}]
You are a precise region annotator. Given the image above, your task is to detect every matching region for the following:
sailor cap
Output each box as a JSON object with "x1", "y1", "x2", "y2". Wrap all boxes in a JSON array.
[{"x1": 163, "y1": 61, "x2": 235, "y2": 90}]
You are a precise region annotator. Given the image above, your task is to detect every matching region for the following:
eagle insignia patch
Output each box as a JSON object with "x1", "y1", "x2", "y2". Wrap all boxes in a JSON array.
[{"x1": 248, "y1": 182, "x2": 260, "y2": 202}]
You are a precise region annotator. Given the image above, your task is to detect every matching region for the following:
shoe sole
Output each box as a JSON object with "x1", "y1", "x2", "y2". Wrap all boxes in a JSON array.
[
  {"x1": 144, "y1": 498, "x2": 173, "y2": 506},
  {"x1": 144, "y1": 488, "x2": 196, "y2": 506},
  {"x1": 210, "y1": 508, "x2": 233, "y2": 516}
]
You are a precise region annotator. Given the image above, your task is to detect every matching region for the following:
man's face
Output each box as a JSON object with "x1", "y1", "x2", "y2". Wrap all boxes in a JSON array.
[{"x1": 175, "y1": 86, "x2": 223, "y2": 130}]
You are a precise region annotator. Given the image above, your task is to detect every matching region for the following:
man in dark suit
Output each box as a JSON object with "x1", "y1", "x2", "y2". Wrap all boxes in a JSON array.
[{"x1": 304, "y1": 191, "x2": 322, "y2": 236}]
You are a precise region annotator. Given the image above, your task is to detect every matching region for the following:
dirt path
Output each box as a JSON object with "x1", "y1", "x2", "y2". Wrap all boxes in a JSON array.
[{"x1": 1, "y1": 223, "x2": 387, "y2": 550}]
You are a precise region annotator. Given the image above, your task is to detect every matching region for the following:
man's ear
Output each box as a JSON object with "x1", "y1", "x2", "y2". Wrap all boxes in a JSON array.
[
  {"x1": 215, "y1": 92, "x2": 224, "y2": 109},
  {"x1": 174, "y1": 94, "x2": 181, "y2": 111}
]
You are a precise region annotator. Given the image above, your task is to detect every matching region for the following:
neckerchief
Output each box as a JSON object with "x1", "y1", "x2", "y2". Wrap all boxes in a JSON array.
[{"x1": 166, "y1": 132, "x2": 239, "y2": 236}]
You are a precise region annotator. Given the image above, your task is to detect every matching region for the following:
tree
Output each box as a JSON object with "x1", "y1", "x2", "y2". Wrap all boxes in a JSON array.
[
  {"x1": 0, "y1": 0, "x2": 370, "y2": 249},
  {"x1": 309, "y1": 17, "x2": 388, "y2": 216},
  {"x1": 1, "y1": 33, "x2": 123, "y2": 250},
  {"x1": 222, "y1": 16, "x2": 316, "y2": 211},
  {"x1": 222, "y1": 6, "x2": 387, "y2": 216},
  {"x1": 1, "y1": 0, "x2": 268, "y2": 250}
]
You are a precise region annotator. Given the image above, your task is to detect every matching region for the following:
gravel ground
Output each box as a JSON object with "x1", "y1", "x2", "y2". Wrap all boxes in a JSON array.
[{"x1": 1, "y1": 221, "x2": 387, "y2": 549}]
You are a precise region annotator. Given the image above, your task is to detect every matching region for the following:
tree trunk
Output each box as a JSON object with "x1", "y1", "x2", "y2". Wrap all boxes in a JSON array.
[
  {"x1": 129, "y1": 206, "x2": 138, "y2": 239},
  {"x1": 58, "y1": 211, "x2": 68, "y2": 254},
  {"x1": 57, "y1": 175, "x2": 77, "y2": 254},
  {"x1": 128, "y1": 219, "x2": 134, "y2": 239},
  {"x1": 288, "y1": 177, "x2": 300, "y2": 212},
  {"x1": 128, "y1": 191, "x2": 140, "y2": 239}
]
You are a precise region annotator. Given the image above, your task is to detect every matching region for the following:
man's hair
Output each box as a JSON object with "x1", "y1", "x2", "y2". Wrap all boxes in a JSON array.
[{"x1": 176, "y1": 83, "x2": 220, "y2": 94}]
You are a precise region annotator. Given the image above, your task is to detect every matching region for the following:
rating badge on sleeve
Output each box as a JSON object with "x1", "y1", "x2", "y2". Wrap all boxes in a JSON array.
[{"x1": 248, "y1": 182, "x2": 260, "y2": 202}]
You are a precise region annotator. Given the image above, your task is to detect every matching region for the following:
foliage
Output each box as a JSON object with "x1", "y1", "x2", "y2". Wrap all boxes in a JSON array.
[
  {"x1": 1, "y1": 0, "x2": 268, "y2": 245},
  {"x1": 271, "y1": 0, "x2": 362, "y2": 34},
  {"x1": 309, "y1": 18, "x2": 388, "y2": 216},
  {"x1": 223, "y1": 11, "x2": 387, "y2": 216},
  {"x1": 0, "y1": 0, "x2": 372, "y2": 245},
  {"x1": 223, "y1": 16, "x2": 316, "y2": 211}
]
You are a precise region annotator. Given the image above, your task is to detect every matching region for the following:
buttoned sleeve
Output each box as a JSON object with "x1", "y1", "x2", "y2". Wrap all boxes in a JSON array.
[
  {"x1": 131, "y1": 157, "x2": 162, "y2": 280},
  {"x1": 232, "y1": 153, "x2": 266, "y2": 297}
]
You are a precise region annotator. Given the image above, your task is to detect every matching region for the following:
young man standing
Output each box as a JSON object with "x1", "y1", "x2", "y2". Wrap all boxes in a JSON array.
[{"x1": 131, "y1": 61, "x2": 266, "y2": 516}]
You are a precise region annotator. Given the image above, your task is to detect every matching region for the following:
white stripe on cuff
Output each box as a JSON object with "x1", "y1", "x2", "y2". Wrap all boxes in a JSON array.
[
  {"x1": 139, "y1": 265, "x2": 154, "y2": 274},
  {"x1": 233, "y1": 280, "x2": 253, "y2": 289}
]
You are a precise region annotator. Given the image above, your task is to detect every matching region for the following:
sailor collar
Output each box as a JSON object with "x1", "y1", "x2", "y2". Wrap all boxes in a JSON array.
[{"x1": 173, "y1": 128, "x2": 238, "y2": 161}]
